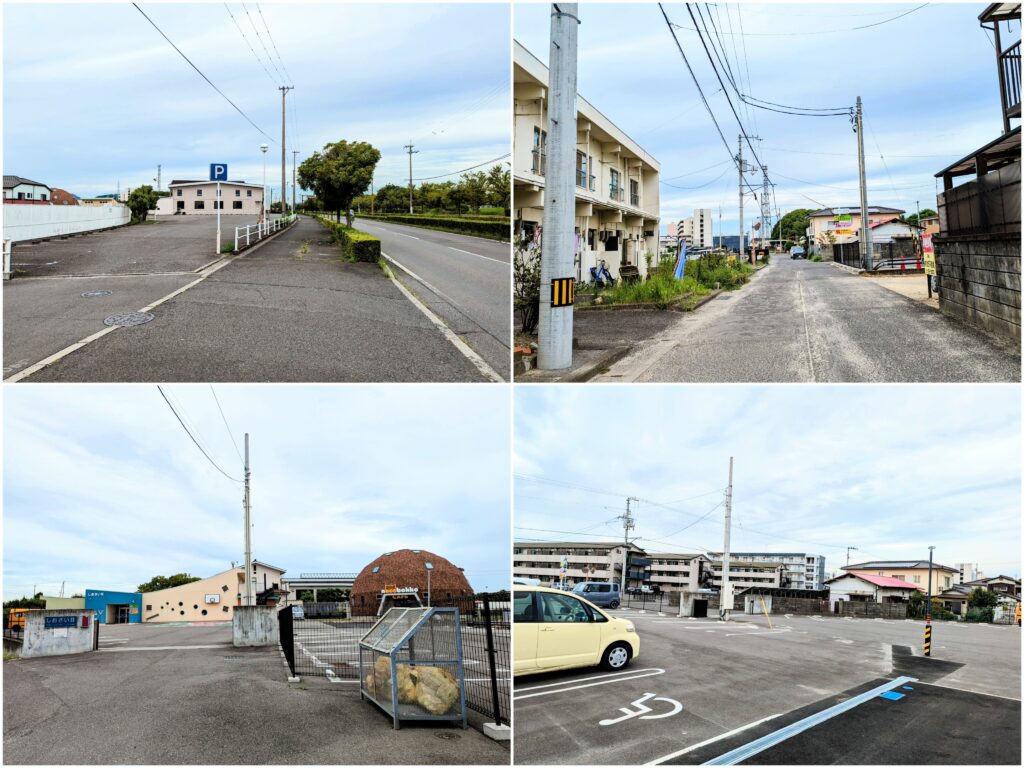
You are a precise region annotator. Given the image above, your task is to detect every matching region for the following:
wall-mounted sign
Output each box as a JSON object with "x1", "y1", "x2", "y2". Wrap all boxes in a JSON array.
[
  {"x1": 381, "y1": 586, "x2": 419, "y2": 595},
  {"x1": 205, "y1": 594, "x2": 221, "y2": 604},
  {"x1": 44, "y1": 615, "x2": 78, "y2": 629}
]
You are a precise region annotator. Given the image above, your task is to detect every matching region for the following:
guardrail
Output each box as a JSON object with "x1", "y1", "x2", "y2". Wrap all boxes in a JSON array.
[{"x1": 234, "y1": 214, "x2": 296, "y2": 252}]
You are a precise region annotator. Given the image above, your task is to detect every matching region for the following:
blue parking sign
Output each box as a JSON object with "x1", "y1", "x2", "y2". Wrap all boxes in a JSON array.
[{"x1": 210, "y1": 163, "x2": 228, "y2": 181}]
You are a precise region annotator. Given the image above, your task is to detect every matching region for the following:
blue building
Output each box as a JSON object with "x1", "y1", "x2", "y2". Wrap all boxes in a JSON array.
[{"x1": 85, "y1": 589, "x2": 142, "y2": 624}]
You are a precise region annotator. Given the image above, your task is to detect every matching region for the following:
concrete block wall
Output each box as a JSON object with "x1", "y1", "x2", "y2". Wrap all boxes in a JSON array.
[
  {"x1": 934, "y1": 233, "x2": 1021, "y2": 342},
  {"x1": 21, "y1": 609, "x2": 98, "y2": 658},
  {"x1": 232, "y1": 606, "x2": 279, "y2": 647},
  {"x1": 836, "y1": 601, "x2": 907, "y2": 619},
  {"x1": 771, "y1": 596, "x2": 830, "y2": 615}
]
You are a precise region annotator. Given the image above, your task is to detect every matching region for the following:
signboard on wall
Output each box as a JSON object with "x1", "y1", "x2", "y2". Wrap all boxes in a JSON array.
[
  {"x1": 205, "y1": 594, "x2": 221, "y2": 604},
  {"x1": 44, "y1": 615, "x2": 78, "y2": 629}
]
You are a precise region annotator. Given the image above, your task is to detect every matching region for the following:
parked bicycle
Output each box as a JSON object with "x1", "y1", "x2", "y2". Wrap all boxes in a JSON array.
[{"x1": 589, "y1": 259, "x2": 615, "y2": 288}]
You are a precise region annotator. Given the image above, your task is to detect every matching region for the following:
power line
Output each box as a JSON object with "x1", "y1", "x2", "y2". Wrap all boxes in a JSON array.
[
  {"x1": 255, "y1": 4, "x2": 294, "y2": 83},
  {"x1": 210, "y1": 386, "x2": 244, "y2": 466},
  {"x1": 671, "y1": 4, "x2": 930, "y2": 37},
  {"x1": 662, "y1": 158, "x2": 732, "y2": 182},
  {"x1": 412, "y1": 153, "x2": 510, "y2": 181},
  {"x1": 132, "y1": 3, "x2": 275, "y2": 142},
  {"x1": 157, "y1": 385, "x2": 242, "y2": 482},
  {"x1": 223, "y1": 3, "x2": 279, "y2": 86},
  {"x1": 661, "y1": 166, "x2": 731, "y2": 190},
  {"x1": 242, "y1": 3, "x2": 287, "y2": 84}
]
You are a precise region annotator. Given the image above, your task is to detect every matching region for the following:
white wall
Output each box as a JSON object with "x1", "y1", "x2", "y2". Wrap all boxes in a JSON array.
[
  {"x1": 3, "y1": 203, "x2": 129, "y2": 243},
  {"x1": 21, "y1": 609, "x2": 98, "y2": 658}
]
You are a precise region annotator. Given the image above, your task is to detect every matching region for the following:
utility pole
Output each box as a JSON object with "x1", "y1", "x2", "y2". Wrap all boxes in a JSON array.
[
  {"x1": 619, "y1": 496, "x2": 637, "y2": 595},
  {"x1": 717, "y1": 205, "x2": 722, "y2": 250},
  {"x1": 292, "y1": 150, "x2": 299, "y2": 215},
  {"x1": 155, "y1": 164, "x2": 161, "y2": 192},
  {"x1": 538, "y1": 3, "x2": 580, "y2": 370},
  {"x1": 719, "y1": 457, "x2": 735, "y2": 621},
  {"x1": 925, "y1": 545, "x2": 935, "y2": 656},
  {"x1": 846, "y1": 546, "x2": 858, "y2": 567},
  {"x1": 855, "y1": 96, "x2": 874, "y2": 271},
  {"x1": 404, "y1": 142, "x2": 419, "y2": 214},
  {"x1": 279, "y1": 86, "x2": 294, "y2": 214},
  {"x1": 760, "y1": 166, "x2": 770, "y2": 259},
  {"x1": 737, "y1": 136, "x2": 744, "y2": 261},
  {"x1": 243, "y1": 433, "x2": 253, "y2": 607}
]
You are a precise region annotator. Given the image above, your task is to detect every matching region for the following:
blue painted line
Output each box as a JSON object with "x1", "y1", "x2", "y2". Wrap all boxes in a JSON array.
[
  {"x1": 701, "y1": 676, "x2": 918, "y2": 765},
  {"x1": 879, "y1": 691, "x2": 905, "y2": 701},
  {"x1": 902, "y1": 686, "x2": 914, "y2": 691}
]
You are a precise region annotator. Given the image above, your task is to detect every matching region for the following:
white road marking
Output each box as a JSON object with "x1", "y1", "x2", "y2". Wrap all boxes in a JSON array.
[
  {"x1": 922, "y1": 681, "x2": 1021, "y2": 702},
  {"x1": 99, "y1": 644, "x2": 232, "y2": 651},
  {"x1": 515, "y1": 668, "x2": 666, "y2": 701},
  {"x1": 393, "y1": 231, "x2": 420, "y2": 240},
  {"x1": 446, "y1": 246, "x2": 507, "y2": 265},
  {"x1": 645, "y1": 713, "x2": 784, "y2": 765},
  {"x1": 380, "y1": 252, "x2": 503, "y2": 382}
]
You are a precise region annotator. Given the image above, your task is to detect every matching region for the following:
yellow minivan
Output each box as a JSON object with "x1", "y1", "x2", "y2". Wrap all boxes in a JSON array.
[{"x1": 513, "y1": 585, "x2": 639, "y2": 676}]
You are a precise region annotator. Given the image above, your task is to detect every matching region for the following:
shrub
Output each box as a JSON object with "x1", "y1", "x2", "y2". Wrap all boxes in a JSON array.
[
  {"x1": 514, "y1": 234, "x2": 541, "y2": 333},
  {"x1": 313, "y1": 215, "x2": 381, "y2": 263},
  {"x1": 601, "y1": 273, "x2": 706, "y2": 309},
  {"x1": 810, "y1": 254, "x2": 823, "y2": 262},
  {"x1": 965, "y1": 606, "x2": 994, "y2": 623},
  {"x1": 683, "y1": 252, "x2": 753, "y2": 289},
  {"x1": 356, "y1": 212, "x2": 509, "y2": 241}
]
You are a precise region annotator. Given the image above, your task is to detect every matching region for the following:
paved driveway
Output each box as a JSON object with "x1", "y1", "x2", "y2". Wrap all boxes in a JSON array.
[
  {"x1": 595, "y1": 258, "x2": 1020, "y2": 383},
  {"x1": 3, "y1": 624, "x2": 508, "y2": 764},
  {"x1": 513, "y1": 612, "x2": 1020, "y2": 765}
]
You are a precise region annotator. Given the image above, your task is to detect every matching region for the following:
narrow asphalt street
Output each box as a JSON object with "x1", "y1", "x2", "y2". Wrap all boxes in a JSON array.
[
  {"x1": 353, "y1": 217, "x2": 511, "y2": 380},
  {"x1": 594, "y1": 257, "x2": 1021, "y2": 383},
  {"x1": 13, "y1": 217, "x2": 485, "y2": 382}
]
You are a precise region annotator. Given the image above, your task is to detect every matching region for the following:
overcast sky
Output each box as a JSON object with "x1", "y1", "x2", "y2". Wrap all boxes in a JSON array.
[
  {"x1": 3, "y1": 386, "x2": 510, "y2": 600},
  {"x1": 3, "y1": 2, "x2": 509, "y2": 198},
  {"x1": 514, "y1": 2, "x2": 1017, "y2": 234},
  {"x1": 515, "y1": 386, "x2": 1021, "y2": 579}
]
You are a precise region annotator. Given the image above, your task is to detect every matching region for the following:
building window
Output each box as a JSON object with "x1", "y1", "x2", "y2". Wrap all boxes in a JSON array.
[
  {"x1": 222, "y1": 585, "x2": 229, "y2": 592},
  {"x1": 532, "y1": 127, "x2": 547, "y2": 175},
  {"x1": 201, "y1": 609, "x2": 208, "y2": 616},
  {"x1": 195, "y1": 201, "x2": 205, "y2": 210},
  {"x1": 176, "y1": 201, "x2": 184, "y2": 210},
  {"x1": 196, "y1": 189, "x2": 202, "y2": 196},
  {"x1": 233, "y1": 201, "x2": 242, "y2": 210},
  {"x1": 609, "y1": 170, "x2": 622, "y2": 201},
  {"x1": 216, "y1": 188, "x2": 221, "y2": 197},
  {"x1": 235, "y1": 189, "x2": 241, "y2": 197},
  {"x1": 247, "y1": 190, "x2": 252, "y2": 197},
  {"x1": 146, "y1": 605, "x2": 152, "y2": 611},
  {"x1": 630, "y1": 179, "x2": 639, "y2": 207},
  {"x1": 177, "y1": 189, "x2": 182, "y2": 197},
  {"x1": 223, "y1": 606, "x2": 229, "y2": 612},
  {"x1": 372, "y1": 566, "x2": 380, "y2": 574},
  {"x1": 576, "y1": 151, "x2": 587, "y2": 188}
]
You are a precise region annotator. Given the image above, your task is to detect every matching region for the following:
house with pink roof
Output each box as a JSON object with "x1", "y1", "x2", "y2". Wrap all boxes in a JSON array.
[{"x1": 826, "y1": 571, "x2": 923, "y2": 606}]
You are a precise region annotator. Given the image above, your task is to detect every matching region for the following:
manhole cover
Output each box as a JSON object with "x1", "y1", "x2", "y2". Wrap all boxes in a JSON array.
[
  {"x1": 104, "y1": 311, "x2": 154, "y2": 327},
  {"x1": 434, "y1": 733, "x2": 461, "y2": 741},
  {"x1": 223, "y1": 655, "x2": 243, "y2": 660},
  {"x1": 82, "y1": 290, "x2": 112, "y2": 298}
]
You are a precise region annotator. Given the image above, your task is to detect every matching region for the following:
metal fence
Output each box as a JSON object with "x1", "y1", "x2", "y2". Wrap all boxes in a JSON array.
[
  {"x1": 622, "y1": 592, "x2": 667, "y2": 612},
  {"x1": 833, "y1": 239, "x2": 923, "y2": 271},
  {"x1": 279, "y1": 592, "x2": 509, "y2": 726},
  {"x1": 234, "y1": 213, "x2": 296, "y2": 251},
  {"x1": 937, "y1": 160, "x2": 1021, "y2": 237}
]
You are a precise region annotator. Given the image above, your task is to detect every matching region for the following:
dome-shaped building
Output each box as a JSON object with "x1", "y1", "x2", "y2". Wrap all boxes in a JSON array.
[{"x1": 350, "y1": 549, "x2": 473, "y2": 616}]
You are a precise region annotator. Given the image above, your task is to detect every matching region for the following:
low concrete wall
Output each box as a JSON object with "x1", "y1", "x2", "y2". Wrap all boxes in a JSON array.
[
  {"x1": 232, "y1": 606, "x2": 279, "y2": 647},
  {"x1": 934, "y1": 232, "x2": 1020, "y2": 342},
  {"x1": 836, "y1": 600, "x2": 907, "y2": 619},
  {"x1": 21, "y1": 609, "x2": 98, "y2": 658},
  {"x1": 2, "y1": 203, "x2": 130, "y2": 243}
]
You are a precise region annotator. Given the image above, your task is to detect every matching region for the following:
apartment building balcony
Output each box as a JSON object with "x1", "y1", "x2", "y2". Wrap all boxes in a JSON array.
[
  {"x1": 1002, "y1": 40, "x2": 1021, "y2": 120},
  {"x1": 532, "y1": 149, "x2": 546, "y2": 176},
  {"x1": 630, "y1": 192, "x2": 640, "y2": 206},
  {"x1": 609, "y1": 186, "x2": 625, "y2": 203},
  {"x1": 576, "y1": 170, "x2": 596, "y2": 191}
]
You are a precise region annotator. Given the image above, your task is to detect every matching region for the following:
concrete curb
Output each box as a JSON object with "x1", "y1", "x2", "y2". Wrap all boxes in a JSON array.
[
  {"x1": 516, "y1": 345, "x2": 631, "y2": 383},
  {"x1": 830, "y1": 261, "x2": 863, "y2": 275}
]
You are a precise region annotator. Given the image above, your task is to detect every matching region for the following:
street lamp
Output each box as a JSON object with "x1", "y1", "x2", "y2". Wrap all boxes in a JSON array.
[
  {"x1": 260, "y1": 143, "x2": 269, "y2": 224},
  {"x1": 425, "y1": 562, "x2": 434, "y2": 607}
]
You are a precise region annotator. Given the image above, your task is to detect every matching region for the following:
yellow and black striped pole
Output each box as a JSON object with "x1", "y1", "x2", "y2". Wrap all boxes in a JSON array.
[{"x1": 924, "y1": 620, "x2": 932, "y2": 657}]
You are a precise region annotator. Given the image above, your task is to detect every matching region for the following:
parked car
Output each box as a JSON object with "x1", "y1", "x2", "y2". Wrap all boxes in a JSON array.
[
  {"x1": 790, "y1": 245, "x2": 806, "y2": 259},
  {"x1": 291, "y1": 605, "x2": 305, "y2": 620},
  {"x1": 571, "y1": 581, "x2": 621, "y2": 609},
  {"x1": 512, "y1": 585, "x2": 639, "y2": 676}
]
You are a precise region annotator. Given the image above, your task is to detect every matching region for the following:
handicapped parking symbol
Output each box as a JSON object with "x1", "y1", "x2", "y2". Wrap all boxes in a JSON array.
[{"x1": 599, "y1": 693, "x2": 683, "y2": 726}]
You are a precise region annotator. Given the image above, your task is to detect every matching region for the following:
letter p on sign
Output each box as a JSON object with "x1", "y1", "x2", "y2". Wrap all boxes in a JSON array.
[{"x1": 210, "y1": 163, "x2": 228, "y2": 181}]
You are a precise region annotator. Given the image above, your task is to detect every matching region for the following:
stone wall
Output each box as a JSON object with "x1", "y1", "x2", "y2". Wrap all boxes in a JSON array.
[
  {"x1": 836, "y1": 600, "x2": 907, "y2": 619},
  {"x1": 934, "y1": 233, "x2": 1020, "y2": 342},
  {"x1": 773, "y1": 596, "x2": 830, "y2": 615},
  {"x1": 232, "y1": 606, "x2": 280, "y2": 647},
  {"x1": 21, "y1": 609, "x2": 98, "y2": 658}
]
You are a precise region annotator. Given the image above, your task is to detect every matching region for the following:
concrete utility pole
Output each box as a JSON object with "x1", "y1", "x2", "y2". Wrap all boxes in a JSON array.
[
  {"x1": 155, "y1": 164, "x2": 161, "y2": 192},
  {"x1": 925, "y1": 545, "x2": 935, "y2": 656},
  {"x1": 720, "y1": 456, "x2": 734, "y2": 621},
  {"x1": 279, "y1": 86, "x2": 293, "y2": 214},
  {"x1": 538, "y1": 2, "x2": 580, "y2": 370},
  {"x1": 619, "y1": 496, "x2": 637, "y2": 595},
  {"x1": 243, "y1": 433, "x2": 253, "y2": 607},
  {"x1": 855, "y1": 96, "x2": 874, "y2": 270},
  {"x1": 846, "y1": 546, "x2": 858, "y2": 567},
  {"x1": 292, "y1": 150, "x2": 299, "y2": 214},
  {"x1": 760, "y1": 166, "x2": 770, "y2": 258},
  {"x1": 737, "y1": 136, "x2": 744, "y2": 261},
  {"x1": 260, "y1": 143, "x2": 269, "y2": 223},
  {"x1": 404, "y1": 142, "x2": 419, "y2": 213}
]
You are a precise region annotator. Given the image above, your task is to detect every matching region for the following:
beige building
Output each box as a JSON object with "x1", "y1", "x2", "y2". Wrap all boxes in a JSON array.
[
  {"x1": 155, "y1": 179, "x2": 264, "y2": 216},
  {"x1": 706, "y1": 558, "x2": 783, "y2": 590},
  {"x1": 513, "y1": 541, "x2": 641, "y2": 587},
  {"x1": 513, "y1": 41, "x2": 660, "y2": 282},
  {"x1": 141, "y1": 561, "x2": 286, "y2": 622},
  {"x1": 668, "y1": 210, "x2": 714, "y2": 249},
  {"x1": 644, "y1": 552, "x2": 710, "y2": 592},
  {"x1": 806, "y1": 206, "x2": 905, "y2": 252},
  {"x1": 842, "y1": 560, "x2": 958, "y2": 596}
]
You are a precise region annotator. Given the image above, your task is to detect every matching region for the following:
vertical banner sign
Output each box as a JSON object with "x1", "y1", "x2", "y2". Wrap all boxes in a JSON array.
[
  {"x1": 922, "y1": 233, "x2": 936, "y2": 276},
  {"x1": 551, "y1": 277, "x2": 575, "y2": 307}
]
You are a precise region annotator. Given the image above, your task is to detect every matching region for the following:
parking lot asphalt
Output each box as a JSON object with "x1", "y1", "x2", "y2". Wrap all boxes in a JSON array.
[
  {"x1": 3, "y1": 624, "x2": 508, "y2": 765},
  {"x1": 512, "y1": 611, "x2": 1020, "y2": 765},
  {"x1": 10, "y1": 216, "x2": 485, "y2": 382}
]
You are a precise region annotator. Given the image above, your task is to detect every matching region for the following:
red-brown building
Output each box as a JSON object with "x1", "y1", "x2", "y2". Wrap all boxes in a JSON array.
[
  {"x1": 350, "y1": 548, "x2": 473, "y2": 616},
  {"x1": 49, "y1": 187, "x2": 79, "y2": 206}
]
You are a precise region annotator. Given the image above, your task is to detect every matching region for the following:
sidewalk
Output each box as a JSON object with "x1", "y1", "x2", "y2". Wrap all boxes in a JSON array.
[
  {"x1": 21, "y1": 217, "x2": 486, "y2": 382},
  {"x1": 862, "y1": 272, "x2": 940, "y2": 310}
]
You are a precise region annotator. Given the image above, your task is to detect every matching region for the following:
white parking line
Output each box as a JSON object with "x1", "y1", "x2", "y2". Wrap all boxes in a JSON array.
[
  {"x1": 99, "y1": 644, "x2": 231, "y2": 652},
  {"x1": 646, "y1": 713, "x2": 784, "y2": 765},
  {"x1": 515, "y1": 668, "x2": 666, "y2": 701},
  {"x1": 446, "y1": 246, "x2": 507, "y2": 265}
]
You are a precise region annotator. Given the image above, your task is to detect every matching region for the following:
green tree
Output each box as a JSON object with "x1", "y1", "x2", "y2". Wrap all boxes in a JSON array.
[
  {"x1": 3, "y1": 592, "x2": 46, "y2": 614},
  {"x1": 375, "y1": 184, "x2": 408, "y2": 213},
  {"x1": 137, "y1": 573, "x2": 202, "y2": 593},
  {"x1": 904, "y1": 208, "x2": 937, "y2": 227},
  {"x1": 298, "y1": 140, "x2": 381, "y2": 226},
  {"x1": 458, "y1": 171, "x2": 490, "y2": 212},
  {"x1": 770, "y1": 208, "x2": 813, "y2": 242},
  {"x1": 486, "y1": 164, "x2": 511, "y2": 212},
  {"x1": 126, "y1": 184, "x2": 158, "y2": 223},
  {"x1": 967, "y1": 587, "x2": 998, "y2": 609}
]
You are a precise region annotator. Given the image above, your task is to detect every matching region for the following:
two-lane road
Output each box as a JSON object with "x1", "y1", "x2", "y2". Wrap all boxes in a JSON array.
[{"x1": 354, "y1": 217, "x2": 511, "y2": 380}]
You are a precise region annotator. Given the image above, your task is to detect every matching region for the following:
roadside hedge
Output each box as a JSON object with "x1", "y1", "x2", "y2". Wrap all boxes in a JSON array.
[
  {"x1": 313, "y1": 215, "x2": 381, "y2": 263},
  {"x1": 356, "y1": 213, "x2": 510, "y2": 241}
]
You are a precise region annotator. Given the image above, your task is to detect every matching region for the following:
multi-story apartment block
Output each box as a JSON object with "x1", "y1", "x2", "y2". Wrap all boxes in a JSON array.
[
  {"x1": 644, "y1": 552, "x2": 711, "y2": 592},
  {"x1": 666, "y1": 210, "x2": 713, "y2": 249},
  {"x1": 709, "y1": 552, "x2": 826, "y2": 590},
  {"x1": 705, "y1": 558, "x2": 783, "y2": 590},
  {"x1": 513, "y1": 41, "x2": 660, "y2": 282},
  {"x1": 955, "y1": 562, "x2": 985, "y2": 584}
]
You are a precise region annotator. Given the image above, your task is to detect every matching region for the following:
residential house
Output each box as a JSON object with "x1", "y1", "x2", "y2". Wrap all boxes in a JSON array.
[
  {"x1": 842, "y1": 560, "x2": 959, "y2": 595},
  {"x1": 806, "y1": 206, "x2": 905, "y2": 254},
  {"x1": 3, "y1": 175, "x2": 51, "y2": 204},
  {"x1": 513, "y1": 41, "x2": 660, "y2": 282},
  {"x1": 826, "y1": 572, "x2": 921, "y2": 605}
]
